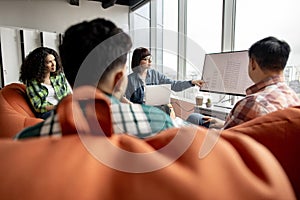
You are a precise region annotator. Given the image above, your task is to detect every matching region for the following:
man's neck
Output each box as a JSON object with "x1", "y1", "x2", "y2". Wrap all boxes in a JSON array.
[
  {"x1": 98, "y1": 87, "x2": 112, "y2": 96},
  {"x1": 255, "y1": 70, "x2": 283, "y2": 84}
]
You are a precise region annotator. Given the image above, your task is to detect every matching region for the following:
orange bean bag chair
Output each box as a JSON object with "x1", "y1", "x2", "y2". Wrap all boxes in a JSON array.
[
  {"x1": 228, "y1": 105, "x2": 300, "y2": 199},
  {"x1": 0, "y1": 127, "x2": 296, "y2": 199},
  {"x1": 0, "y1": 86, "x2": 296, "y2": 199},
  {"x1": 0, "y1": 83, "x2": 43, "y2": 138}
]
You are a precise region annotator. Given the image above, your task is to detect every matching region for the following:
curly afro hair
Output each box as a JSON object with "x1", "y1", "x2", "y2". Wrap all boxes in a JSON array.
[{"x1": 19, "y1": 47, "x2": 63, "y2": 83}]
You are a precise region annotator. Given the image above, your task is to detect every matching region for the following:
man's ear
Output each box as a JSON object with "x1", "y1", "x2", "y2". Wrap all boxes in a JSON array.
[
  {"x1": 113, "y1": 71, "x2": 124, "y2": 87},
  {"x1": 251, "y1": 58, "x2": 258, "y2": 71}
]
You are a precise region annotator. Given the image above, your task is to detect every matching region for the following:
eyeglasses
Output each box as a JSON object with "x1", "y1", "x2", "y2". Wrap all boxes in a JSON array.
[{"x1": 141, "y1": 55, "x2": 152, "y2": 62}]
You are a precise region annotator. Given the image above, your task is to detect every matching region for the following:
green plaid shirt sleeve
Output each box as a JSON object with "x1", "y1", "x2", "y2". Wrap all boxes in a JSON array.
[
  {"x1": 26, "y1": 80, "x2": 50, "y2": 113},
  {"x1": 51, "y1": 72, "x2": 71, "y2": 100}
]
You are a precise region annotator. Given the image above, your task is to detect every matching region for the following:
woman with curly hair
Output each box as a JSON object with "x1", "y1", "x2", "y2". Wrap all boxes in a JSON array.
[{"x1": 19, "y1": 47, "x2": 72, "y2": 119}]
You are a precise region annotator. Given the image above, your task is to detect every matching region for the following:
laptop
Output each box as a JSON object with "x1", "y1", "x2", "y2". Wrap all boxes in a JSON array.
[{"x1": 144, "y1": 84, "x2": 172, "y2": 106}]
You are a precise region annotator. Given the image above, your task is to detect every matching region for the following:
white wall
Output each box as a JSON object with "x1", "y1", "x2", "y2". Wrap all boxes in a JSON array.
[
  {"x1": 0, "y1": 27, "x2": 22, "y2": 85},
  {"x1": 0, "y1": 0, "x2": 129, "y2": 86},
  {"x1": 0, "y1": 0, "x2": 129, "y2": 33}
]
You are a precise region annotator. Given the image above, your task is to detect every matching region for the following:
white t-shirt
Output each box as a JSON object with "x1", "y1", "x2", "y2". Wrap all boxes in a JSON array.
[{"x1": 41, "y1": 83, "x2": 59, "y2": 105}]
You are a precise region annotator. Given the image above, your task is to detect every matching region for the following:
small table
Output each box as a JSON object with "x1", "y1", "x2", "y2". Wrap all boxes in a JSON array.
[{"x1": 194, "y1": 105, "x2": 232, "y2": 120}]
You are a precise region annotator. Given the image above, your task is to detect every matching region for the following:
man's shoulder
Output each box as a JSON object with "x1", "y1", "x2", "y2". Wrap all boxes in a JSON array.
[
  {"x1": 229, "y1": 95, "x2": 259, "y2": 118},
  {"x1": 110, "y1": 102, "x2": 175, "y2": 138},
  {"x1": 235, "y1": 95, "x2": 257, "y2": 107},
  {"x1": 112, "y1": 102, "x2": 158, "y2": 112},
  {"x1": 112, "y1": 103, "x2": 171, "y2": 120},
  {"x1": 140, "y1": 103, "x2": 166, "y2": 113}
]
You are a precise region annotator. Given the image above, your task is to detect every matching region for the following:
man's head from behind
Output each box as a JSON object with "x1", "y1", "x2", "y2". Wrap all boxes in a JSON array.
[
  {"x1": 248, "y1": 36, "x2": 290, "y2": 72},
  {"x1": 59, "y1": 18, "x2": 132, "y2": 97},
  {"x1": 248, "y1": 36, "x2": 290, "y2": 83}
]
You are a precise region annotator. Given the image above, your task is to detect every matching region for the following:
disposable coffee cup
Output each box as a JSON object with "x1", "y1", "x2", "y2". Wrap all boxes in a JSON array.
[{"x1": 195, "y1": 96, "x2": 204, "y2": 106}]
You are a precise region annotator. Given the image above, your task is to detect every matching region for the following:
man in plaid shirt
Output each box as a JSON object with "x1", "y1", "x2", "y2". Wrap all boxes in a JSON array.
[
  {"x1": 188, "y1": 36, "x2": 300, "y2": 129},
  {"x1": 15, "y1": 18, "x2": 177, "y2": 140}
]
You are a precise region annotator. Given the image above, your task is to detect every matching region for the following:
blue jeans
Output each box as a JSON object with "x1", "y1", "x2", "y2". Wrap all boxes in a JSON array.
[
  {"x1": 186, "y1": 113, "x2": 210, "y2": 128},
  {"x1": 36, "y1": 110, "x2": 53, "y2": 120}
]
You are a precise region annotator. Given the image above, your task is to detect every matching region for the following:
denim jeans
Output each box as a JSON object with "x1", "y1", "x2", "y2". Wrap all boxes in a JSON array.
[
  {"x1": 36, "y1": 110, "x2": 53, "y2": 120},
  {"x1": 186, "y1": 113, "x2": 210, "y2": 128}
]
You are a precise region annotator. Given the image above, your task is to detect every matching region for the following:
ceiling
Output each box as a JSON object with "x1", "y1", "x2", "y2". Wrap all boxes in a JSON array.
[{"x1": 69, "y1": 0, "x2": 146, "y2": 9}]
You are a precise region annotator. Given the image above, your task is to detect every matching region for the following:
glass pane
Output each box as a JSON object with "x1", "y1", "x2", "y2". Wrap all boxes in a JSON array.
[
  {"x1": 130, "y1": 2, "x2": 150, "y2": 48},
  {"x1": 235, "y1": 0, "x2": 300, "y2": 96},
  {"x1": 185, "y1": 0, "x2": 223, "y2": 101},
  {"x1": 129, "y1": 2, "x2": 150, "y2": 73},
  {"x1": 135, "y1": 2, "x2": 150, "y2": 17},
  {"x1": 186, "y1": 0, "x2": 222, "y2": 54},
  {"x1": 163, "y1": 0, "x2": 178, "y2": 79}
]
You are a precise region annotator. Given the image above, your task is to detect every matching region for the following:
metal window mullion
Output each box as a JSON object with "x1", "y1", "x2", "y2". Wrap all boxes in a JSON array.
[
  {"x1": 150, "y1": 0, "x2": 164, "y2": 73},
  {"x1": 222, "y1": 0, "x2": 236, "y2": 52},
  {"x1": 150, "y1": 0, "x2": 157, "y2": 66},
  {"x1": 177, "y1": 0, "x2": 187, "y2": 80}
]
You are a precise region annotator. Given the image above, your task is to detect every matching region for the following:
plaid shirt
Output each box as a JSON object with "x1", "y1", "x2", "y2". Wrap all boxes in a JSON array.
[
  {"x1": 26, "y1": 72, "x2": 71, "y2": 113},
  {"x1": 224, "y1": 75, "x2": 300, "y2": 129},
  {"x1": 15, "y1": 92, "x2": 175, "y2": 140}
]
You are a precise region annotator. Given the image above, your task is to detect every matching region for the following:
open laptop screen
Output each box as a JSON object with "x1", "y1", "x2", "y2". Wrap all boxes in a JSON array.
[{"x1": 144, "y1": 84, "x2": 172, "y2": 106}]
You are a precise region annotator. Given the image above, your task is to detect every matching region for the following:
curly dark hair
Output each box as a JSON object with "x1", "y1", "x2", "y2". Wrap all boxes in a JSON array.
[
  {"x1": 19, "y1": 47, "x2": 63, "y2": 83},
  {"x1": 59, "y1": 18, "x2": 132, "y2": 87}
]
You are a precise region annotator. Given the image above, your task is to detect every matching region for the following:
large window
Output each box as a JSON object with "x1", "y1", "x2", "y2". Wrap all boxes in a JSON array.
[
  {"x1": 186, "y1": 0, "x2": 223, "y2": 78},
  {"x1": 129, "y1": 2, "x2": 150, "y2": 48},
  {"x1": 187, "y1": 0, "x2": 223, "y2": 54},
  {"x1": 162, "y1": 0, "x2": 178, "y2": 80},
  {"x1": 185, "y1": 0, "x2": 223, "y2": 100},
  {"x1": 129, "y1": 2, "x2": 150, "y2": 73},
  {"x1": 129, "y1": 0, "x2": 300, "y2": 102},
  {"x1": 186, "y1": 0, "x2": 223, "y2": 81},
  {"x1": 235, "y1": 0, "x2": 300, "y2": 96}
]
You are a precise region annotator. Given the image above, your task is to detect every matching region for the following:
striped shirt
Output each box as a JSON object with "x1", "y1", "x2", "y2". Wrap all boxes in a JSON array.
[
  {"x1": 15, "y1": 91, "x2": 175, "y2": 140},
  {"x1": 224, "y1": 75, "x2": 300, "y2": 129}
]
